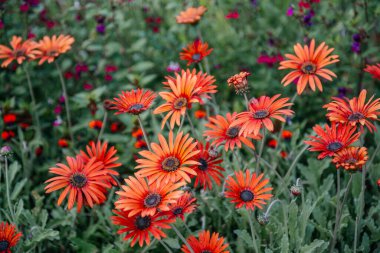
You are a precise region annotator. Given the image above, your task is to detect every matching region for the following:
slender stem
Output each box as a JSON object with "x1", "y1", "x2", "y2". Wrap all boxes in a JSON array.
[
  {"x1": 4, "y1": 158, "x2": 16, "y2": 222},
  {"x1": 197, "y1": 62, "x2": 204, "y2": 73},
  {"x1": 137, "y1": 115, "x2": 152, "y2": 152},
  {"x1": 158, "y1": 240, "x2": 173, "y2": 253},
  {"x1": 243, "y1": 93, "x2": 250, "y2": 109},
  {"x1": 23, "y1": 65, "x2": 41, "y2": 135},
  {"x1": 177, "y1": 114, "x2": 185, "y2": 135},
  {"x1": 329, "y1": 170, "x2": 341, "y2": 251},
  {"x1": 55, "y1": 61, "x2": 74, "y2": 144},
  {"x1": 220, "y1": 172, "x2": 234, "y2": 196},
  {"x1": 186, "y1": 111, "x2": 197, "y2": 138},
  {"x1": 329, "y1": 173, "x2": 353, "y2": 252},
  {"x1": 256, "y1": 129, "x2": 266, "y2": 172},
  {"x1": 110, "y1": 174, "x2": 122, "y2": 188},
  {"x1": 97, "y1": 111, "x2": 108, "y2": 142},
  {"x1": 141, "y1": 239, "x2": 156, "y2": 253},
  {"x1": 171, "y1": 224, "x2": 194, "y2": 253},
  {"x1": 247, "y1": 210, "x2": 260, "y2": 253},
  {"x1": 232, "y1": 149, "x2": 242, "y2": 167},
  {"x1": 353, "y1": 217, "x2": 359, "y2": 253},
  {"x1": 264, "y1": 199, "x2": 280, "y2": 217}
]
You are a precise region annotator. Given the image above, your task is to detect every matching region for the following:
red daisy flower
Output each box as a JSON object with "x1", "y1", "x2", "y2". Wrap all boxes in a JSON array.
[
  {"x1": 180, "y1": 39, "x2": 213, "y2": 66},
  {"x1": 44, "y1": 156, "x2": 110, "y2": 212},
  {"x1": 165, "y1": 192, "x2": 198, "y2": 220},
  {"x1": 364, "y1": 64, "x2": 380, "y2": 80},
  {"x1": 115, "y1": 175, "x2": 185, "y2": 217},
  {"x1": 111, "y1": 89, "x2": 157, "y2": 115},
  {"x1": 332, "y1": 146, "x2": 368, "y2": 171},
  {"x1": 224, "y1": 170, "x2": 273, "y2": 210},
  {"x1": 231, "y1": 94, "x2": 294, "y2": 137},
  {"x1": 204, "y1": 112, "x2": 261, "y2": 151},
  {"x1": 323, "y1": 89, "x2": 380, "y2": 133},
  {"x1": 191, "y1": 142, "x2": 225, "y2": 190},
  {"x1": 111, "y1": 210, "x2": 175, "y2": 247},
  {"x1": 304, "y1": 123, "x2": 360, "y2": 159},
  {"x1": 0, "y1": 222, "x2": 22, "y2": 253},
  {"x1": 0, "y1": 36, "x2": 39, "y2": 67},
  {"x1": 181, "y1": 230, "x2": 230, "y2": 253}
]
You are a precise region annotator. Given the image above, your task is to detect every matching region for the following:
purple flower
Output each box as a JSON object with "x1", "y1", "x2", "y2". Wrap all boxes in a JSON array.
[
  {"x1": 286, "y1": 6, "x2": 294, "y2": 16},
  {"x1": 58, "y1": 95, "x2": 65, "y2": 104},
  {"x1": 337, "y1": 87, "x2": 349, "y2": 98},
  {"x1": 96, "y1": 24, "x2": 106, "y2": 34},
  {"x1": 54, "y1": 105, "x2": 62, "y2": 115},
  {"x1": 303, "y1": 13, "x2": 313, "y2": 26},
  {"x1": 83, "y1": 83, "x2": 93, "y2": 90},
  {"x1": 351, "y1": 42, "x2": 360, "y2": 53},
  {"x1": 352, "y1": 33, "x2": 361, "y2": 42}
]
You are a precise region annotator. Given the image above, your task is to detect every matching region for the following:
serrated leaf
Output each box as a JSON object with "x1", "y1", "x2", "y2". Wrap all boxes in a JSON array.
[
  {"x1": 11, "y1": 178, "x2": 27, "y2": 200},
  {"x1": 300, "y1": 239, "x2": 328, "y2": 253},
  {"x1": 163, "y1": 238, "x2": 181, "y2": 249},
  {"x1": 234, "y1": 229, "x2": 253, "y2": 248}
]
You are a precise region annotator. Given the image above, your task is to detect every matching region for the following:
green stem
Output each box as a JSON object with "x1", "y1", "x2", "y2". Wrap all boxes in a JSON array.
[
  {"x1": 171, "y1": 224, "x2": 194, "y2": 253},
  {"x1": 23, "y1": 65, "x2": 41, "y2": 136},
  {"x1": 243, "y1": 93, "x2": 250, "y2": 109},
  {"x1": 141, "y1": 239, "x2": 157, "y2": 253},
  {"x1": 97, "y1": 111, "x2": 108, "y2": 142},
  {"x1": 186, "y1": 111, "x2": 197, "y2": 138},
  {"x1": 158, "y1": 240, "x2": 173, "y2": 253},
  {"x1": 137, "y1": 115, "x2": 152, "y2": 152},
  {"x1": 55, "y1": 61, "x2": 74, "y2": 144},
  {"x1": 4, "y1": 158, "x2": 16, "y2": 222},
  {"x1": 247, "y1": 210, "x2": 260, "y2": 253},
  {"x1": 329, "y1": 173, "x2": 353, "y2": 252},
  {"x1": 256, "y1": 129, "x2": 266, "y2": 172}
]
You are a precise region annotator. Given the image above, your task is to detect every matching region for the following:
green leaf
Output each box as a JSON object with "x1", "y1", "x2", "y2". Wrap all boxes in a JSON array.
[
  {"x1": 163, "y1": 238, "x2": 181, "y2": 249},
  {"x1": 233, "y1": 229, "x2": 253, "y2": 248},
  {"x1": 71, "y1": 238, "x2": 98, "y2": 253},
  {"x1": 11, "y1": 178, "x2": 27, "y2": 200},
  {"x1": 300, "y1": 240, "x2": 328, "y2": 253},
  {"x1": 131, "y1": 61, "x2": 154, "y2": 72}
]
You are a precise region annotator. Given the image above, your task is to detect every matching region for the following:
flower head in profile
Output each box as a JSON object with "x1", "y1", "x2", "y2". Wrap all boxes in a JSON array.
[
  {"x1": 79, "y1": 141, "x2": 121, "y2": 186},
  {"x1": 180, "y1": 39, "x2": 213, "y2": 66},
  {"x1": 231, "y1": 94, "x2": 294, "y2": 136},
  {"x1": 304, "y1": 123, "x2": 360, "y2": 159},
  {"x1": 332, "y1": 147, "x2": 368, "y2": 171},
  {"x1": 154, "y1": 71, "x2": 201, "y2": 129},
  {"x1": 364, "y1": 64, "x2": 380, "y2": 80},
  {"x1": 279, "y1": 39, "x2": 339, "y2": 94},
  {"x1": 0, "y1": 36, "x2": 39, "y2": 67},
  {"x1": 204, "y1": 112, "x2": 261, "y2": 151},
  {"x1": 191, "y1": 142, "x2": 225, "y2": 190},
  {"x1": 111, "y1": 89, "x2": 157, "y2": 115},
  {"x1": 227, "y1": 72, "x2": 251, "y2": 94},
  {"x1": 35, "y1": 34, "x2": 74, "y2": 64},
  {"x1": 135, "y1": 131, "x2": 199, "y2": 184},
  {"x1": 44, "y1": 156, "x2": 110, "y2": 212},
  {"x1": 115, "y1": 175, "x2": 185, "y2": 217},
  {"x1": 224, "y1": 170, "x2": 273, "y2": 210},
  {"x1": 176, "y1": 6, "x2": 207, "y2": 24},
  {"x1": 111, "y1": 210, "x2": 174, "y2": 247},
  {"x1": 324, "y1": 89, "x2": 380, "y2": 133},
  {"x1": 181, "y1": 230, "x2": 229, "y2": 253},
  {"x1": 164, "y1": 69, "x2": 217, "y2": 104},
  {"x1": 0, "y1": 222, "x2": 22, "y2": 253},
  {"x1": 165, "y1": 192, "x2": 198, "y2": 220}
]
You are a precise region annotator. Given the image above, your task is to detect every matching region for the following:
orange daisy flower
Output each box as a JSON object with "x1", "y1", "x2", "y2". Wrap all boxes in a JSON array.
[
  {"x1": 279, "y1": 39, "x2": 340, "y2": 94},
  {"x1": 165, "y1": 192, "x2": 198, "y2": 220},
  {"x1": 181, "y1": 230, "x2": 229, "y2": 253},
  {"x1": 45, "y1": 156, "x2": 110, "y2": 212},
  {"x1": 180, "y1": 39, "x2": 213, "y2": 66},
  {"x1": 111, "y1": 89, "x2": 157, "y2": 115},
  {"x1": 164, "y1": 69, "x2": 217, "y2": 104},
  {"x1": 224, "y1": 170, "x2": 273, "y2": 210},
  {"x1": 231, "y1": 94, "x2": 294, "y2": 137},
  {"x1": 35, "y1": 34, "x2": 75, "y2": 65},
  {"x1": 304, "y1": 123, "x2": 360, "y2": 159},
  {"x1": 332, "y1": 147, "x2": 368, "y2": 171},
  {"x1": 111, "y1": 210, "x2": 174, "y2": 247},
  {"x1": 154, "y1": 71, "x2": 201, "y2": 129},
  {"x1": 324, "y1": 89, "x2": 380, "y2": 133},
  {"x1": 227, "y1": 71, "x2": 251, "y2": 94},
  {"x1": 176, "y1": 6, "x2": 207, "y2": 24},
  {"x1": 79, "y1": 141, "x2": 121, "y2": 186},
  {"x1": 364, "y1": 64, "x2": 380, "y2": 80},
  {"x1": 0, "y1": 36, "x2": 39, "y2": 67},
  {"x1": 0, "y1": 222, "x2": 22, "y2": 253},
  {"x1": 191, "y1": 142, "x2": 225, "y2": 190},
  {"x1": 115, "y1": 176, "x2": 185, "y2": 217},
  {"x1": 204, "y1": 112, "x2": 261, "y2": 151},
  {"x1": 135, "y1": 131, "x2": 200, "y2": 183}
]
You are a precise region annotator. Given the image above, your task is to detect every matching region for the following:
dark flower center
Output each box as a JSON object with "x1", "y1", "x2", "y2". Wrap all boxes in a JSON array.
[
  {"x1": 14, "y1": 50, "x2": 25, "y2": 57},
  {"x1": 173, "y1": 207, "x2": 183, "y2": 215},
  {"x1": 48, "y1": 50, "x2": 58, "y2": 56},
  {"x1": 70, "y1": 173, "x2": 87, "y2": 188},
  {"x1": 327, "y1": 142, "x2": 343, "y2": 151},
  {"x1": 240, "y1": 190, "x2": 254, "y2": 202},
  {"x1": 226, "y1": 127, "x2": 239, "y2": 138},
  {"x1": 201, "y1": 251, "x2": 212, "y2": 253},
  {"x1": 173, "y1": 97, "x2": 187, "y2": 110},
  {"x1": 253, "y1": 109, "x2": 269, "y2": 119},
  {"x1": 198, "y1": 158, "x2": 208, "y2": 171},
  {"x1": 345, "y1": 158, "x2": 358, "y2": 164},
  {"x1": 135, "y1": 216, "x2": 151, "y2": 230},
  {"x1": 192, "y1": 53, "x2": 201, "y2": 61},
  {"x1": 144, "y1": 193, "x2": 162, "y2": 208},
  {"x1": 0, "y1": 240, "x2": 9, "y2": 251},
  {"x1": 162, "y1": 156, "x2": 180, "y2": 172},
  {"x1": 128, "y1": 103, "x2": 145, "y2": 114},
  {"x1": 348, "y1": 112, "x2": 364, "y2": 121},
  {"x1": 301, "y1": 62, "x2": 317, "y2": 74}
]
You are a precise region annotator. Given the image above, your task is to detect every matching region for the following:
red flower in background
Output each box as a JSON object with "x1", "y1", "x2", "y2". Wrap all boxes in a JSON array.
[
  {"x1": 364, "y1": 64, "x2": 380, "y2": 80},
  {"x1": 165, "y1": 192, "x2": 197, "y2": 220},
  {"x1": 0, "y1": 222, "x2": 22, "y2": 253},
  {"x1": 89, "y1": 120, "x2": 103, "y2": 130},
  {"x1": 180, "y1": 39, "x2": 213, "y2": 66},
  {"x1": 282, "y1": 130, "x2": 293, "y2": 140},
  {"x1": 267, "y1": 139, "x2": 277, "y2": 148},
  {"x1": 58, "y1": 138, "x2": 69, "y2": 147},
  {"x1": 194, "y1": 109, "x2": 206, "y2": 119},
  {"x1": 181, "y1": 230, "x2": 229, "y2": 253},
  {"x1": 2, "y1": 130, "x2": 15, "y2": 141},
  {"x1": 3, "y1": 113, "x2": 16, "y2": 124},
  {"x1": 226, "y1": 10, "x2": 239, "y2": 19}
]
